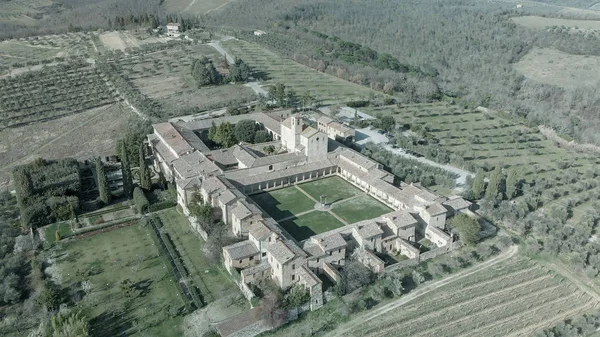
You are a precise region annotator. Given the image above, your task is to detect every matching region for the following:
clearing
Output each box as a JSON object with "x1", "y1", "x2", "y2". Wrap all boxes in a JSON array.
[
  {"x1": 221, "y1": 39, "x2": 376, "y2": 104},
  {"x1": 512, "y1": 15, "x2": 600, "y2": 31},
  {"x1": 99, "y1": 31, "x2": 165, "y2": 51},
  {"x1": 51, "y1": 224, "x2": 186, "y2": 336},
  {"x1": 514, "y1": 47, "x2": 600, "y2": 89},
  {"x1": 166, "y1": 0, "x2": 232, "y2": 14},
  {"x1": 336, "y1": 253, "x2": 598, "y2": 337}
]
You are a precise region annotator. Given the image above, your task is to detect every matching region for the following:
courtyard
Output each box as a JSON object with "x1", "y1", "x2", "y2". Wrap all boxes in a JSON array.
[{"x1": 250, "y1": 176, "x2": 393, "y2": 241}]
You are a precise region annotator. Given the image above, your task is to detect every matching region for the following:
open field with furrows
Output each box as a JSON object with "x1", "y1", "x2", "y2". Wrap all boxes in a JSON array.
[
  {"x1": 51, "y1": 224, "x2": 185, "y2": 337},
  {"x1": 347, "y1": 257, "x2": 598, "y2": 337},
  {"x1": 514, "y1": 47, "x2": 600, "y2": 89},
  {"x1": 512, "y1": 15, "x2": 600, "y2": 31},
  {"x1": 251, "y1": 176, "x2": 392, "y2": 241},
  {"x1": 166, "y1": 0, "x2": 232, "y2": 14},
  {"x1": 221, "y1": 39, "x2": 377, "y2": 103},
  {"x1": 363, "y1": 102, "x2": 600, "y2": 217},
  {"x1": 0, "y1": 62, "x2": 119, "y2": 128},
  {"x1": 0, "y1": 102, "x2": 133, "y2": 189},
  {"x1": 115, "y1": 44, "x2": 256, "y2": 112},
  {"x1": 0, "y1": 32, "x2": 97, "y2": 65}
]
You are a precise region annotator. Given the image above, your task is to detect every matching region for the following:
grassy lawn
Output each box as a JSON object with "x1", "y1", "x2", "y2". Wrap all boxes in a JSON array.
[
  {"x1": 55, "y1": 225, "x2": 185, "y2": 337},
  {"x1": 279, "y1": 211, "x2": 345, "y2": 241},
  {"x1": 159, "y1": 208, "x2": 239, "y2": 303},
  {"x1": 44, "y1": 221, "x2": 72, "y2": 242},
  {"x1": 297, "y1": 176, "x2": 362, "y2": 203},
  {"x1": 332, "y1": 194, "x2": 393, "y2": 224},
  {"x1": 251, "y1": 187, "x2": 315, "y2": 220}
]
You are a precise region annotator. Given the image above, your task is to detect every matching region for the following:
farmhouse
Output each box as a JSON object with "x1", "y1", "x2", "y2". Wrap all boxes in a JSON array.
[
  {"x1": 148, "y1": 111, "x2": 471, "y2": 310},
  {"x1": 166, "y1": 23, "x2": 180, "y2": 37},
  {"x1": 318, "y1": 116, "x2": 355, "y2": 142}
]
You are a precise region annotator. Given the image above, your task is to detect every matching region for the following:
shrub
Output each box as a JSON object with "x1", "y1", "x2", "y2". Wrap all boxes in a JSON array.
[{"x1": 133, "y1": 187, "x2": 149, "y2": 214}]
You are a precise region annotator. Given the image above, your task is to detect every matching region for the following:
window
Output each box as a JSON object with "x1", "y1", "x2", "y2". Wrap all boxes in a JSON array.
[
  {"x1": 250, "y1": 256, "x2": 254, "y2": 260},
  {"x1": 262, "y1": 252, "x2": 266, "y2": 257},
  {"x1": 316, "y1": 258, "x2": 320, "y2": 263},
  {"x1": 292, "y1": 264, "x2": 296, "y2": 269},
  {"x1": 338, "y1": 249, "x2": 341, "y2": 253},
  {"x1": 292, "y1": 274, "x2": 295, "y2": 281},
  {"x1": 268, "y1": 165, "x2": 273, "y2": 170},
  {"x1": 239, "y1": 260, "x2": 242, "y2": 264}
]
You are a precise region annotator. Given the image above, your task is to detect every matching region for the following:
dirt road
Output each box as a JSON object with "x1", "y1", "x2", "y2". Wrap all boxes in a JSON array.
[{"x1": 330, "y1": 245, "x2": 519, "y2": 337}]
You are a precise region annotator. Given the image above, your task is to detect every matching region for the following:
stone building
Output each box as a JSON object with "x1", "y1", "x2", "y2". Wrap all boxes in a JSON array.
[{"x1": 147, "y1": 109, "x2": 472, "y2": 311}]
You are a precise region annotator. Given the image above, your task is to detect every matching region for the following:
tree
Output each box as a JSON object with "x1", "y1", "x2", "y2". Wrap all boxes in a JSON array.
[
  {"x1": 268, "y1": 83, "x2": 287, "y2": 106},
  {"x1": 285, "y1": 89, "x2": 299, "y2": 107},
  {"x1": 380, "y1": 115, "x2": 396, "y2": 132},
  {"x1": 411, "y1": 270, "x2": 425, "y2": 285},
  {"x1": 208, "y1": 121, "x2": 218, "y2": 144},
  {"x1": 133, "y1": 187, "x2": 149, "y2": 214},
  {"x1": 254, "y1": 131, "x2": 272, "y2": 143},
  {"x1": 283, "y1": 285, "x2": 310, "y2": 308},
  {"x1": 47, "y1": 311, "x2": 89, "y2": 337},
  {"x1": 505, "y1": 168, "x2": 519, "y2": 200},
  {"x1": 229, "y1": 58, "x2": 252, "y2": 82},
  {"x1": 120, "y1": 279, "x2": 135, "y2": 298},
  {"x1": 139, "y1": 144, "x2": 151, "y2": 191},
  {"x1": 263, "y1": 145, "x2": 276, "y2": 155},
  {"x1": 234, "y1": 120, "x2": 257, "y2": 143},
  {"x1": 485, "y1": 166, "x2": 503, "y2": 200},
  {"x1": 37, "y1": 282, "x2": 60, "y2": 311},
  {"x1": 472, "y1": 168, "x2": 485, "y2": 199},
  {"x1": 449, "y1": 213, "x2": 481, "y2": 246},
  {"x1": 119, "y1": 141, "x2": 133, "y2": 199},
  {"x1": 262, "y1": 291, "x2": 286, "y2": 328},
  {"x1": 95, "y1": 157, "x2": 111, "y2": 204},
  {"x1": 218, "y1": 122, "x2": 237, "y2": 147},
  {"x1": 55, "y1": 231, "x2": 61, "y2": 242},
  {"x1": 191, "y1": 58, "x2": 221, "y2": 87}
]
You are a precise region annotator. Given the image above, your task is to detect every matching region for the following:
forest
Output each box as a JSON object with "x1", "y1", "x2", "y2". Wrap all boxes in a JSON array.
[{"x1": 206, "y1": 0, "x2": 600, "y2": 144}]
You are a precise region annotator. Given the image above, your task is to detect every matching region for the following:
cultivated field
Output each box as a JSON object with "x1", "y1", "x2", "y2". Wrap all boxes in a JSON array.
[
  {"x1": 345, "y1": 256, "x2": 598, "y2": 337},
  {"x1": 51, "y1": 224, "x2": 186, "y2": 336},
  {"x1": 115, "y1": 43, "x2": 256, "y2": 114},
  {"x1": 512, "y1": 15, "x2": 600, "y2": 31},
  {"x1": 363, "y1": 102, "x2": 600, "y2": 218},
  {"x1": 166, "y1": 0, "x2": 232, "y2": 14},
  {"x1": 0, "y1": 0, "x2": 51, "y2": 25},
  {"x1": 514, "y1": 47, "x2": 600, "y2": 89},
  {"x1": 99, "y1": 31, "x2": 167, "y2": 51},
  {"x1": 221, "y1": 39, "x2": 376, "y2": 104},
  {"x1": 0, "y1": 103, "x2": 133, "y2": 189},
  {"x1": 251, "y1": 176, "x2": 392, "y2": 241}
]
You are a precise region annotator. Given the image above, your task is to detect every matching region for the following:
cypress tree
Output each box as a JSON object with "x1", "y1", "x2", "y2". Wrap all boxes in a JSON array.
[
  {"x1": 505, "y1": 168, "x2": 519, "y2": 200},
  {"x1": 139, "y1": 144, "x2": 151, "y2": 190},
  {"x1": 472, "y1": 168, "x2": 485, "y2": 199},
  {"x1": 120, "y1": 141, "x2": 133, "y2": 198},
  {"x1": 485, "y1": 166, "x2": 503, "y2": 200},
  {"x1": 96, "y1": 157, "x2": 111, "y2": 204}
]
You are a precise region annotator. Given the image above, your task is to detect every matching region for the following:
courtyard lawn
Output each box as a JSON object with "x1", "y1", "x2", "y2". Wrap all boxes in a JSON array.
[
  {"x1": 44, "y1": 221, "x2": 72, "y2": 242},
  {"x1": 251, "y1": 187, "x2": 315, "y2": 221},
  {"x1": 55, "y1": 224, "x2": 185, "y2": 337},
  {"x1": 279, "y1": 211, "x2": 345, "y2": 241},
  {"x1": 332, "y1": 194, "x2": 393, "y2": 224},
  {"x1": 297, "y1": 176, "x2": 362, "y2": 203},
  {"x1": 159, "y1": 208, "x2": 239, "y2": 303}
]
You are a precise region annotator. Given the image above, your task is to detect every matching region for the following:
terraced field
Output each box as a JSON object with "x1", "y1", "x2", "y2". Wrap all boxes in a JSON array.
[
  {"x1": 221, "y1": 39, "x2": 376, "y2": 103},
  {"x1": 363, "y1": 102, "x2": 600, "y2": 218},
  {"x1": 347, "y1": 257, "x2": 598, "y2": 337}
]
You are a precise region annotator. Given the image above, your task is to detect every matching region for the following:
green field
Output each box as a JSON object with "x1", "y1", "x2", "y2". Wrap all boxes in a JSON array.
[
  {"x1": 54, "y1": 224, "x2": 185, "y2": 337},
  {"x1": 279, "y1": 211, "x2": 345, "y2": 241},
  {"x1": 44, "y1": 221, "x2": 72, "y2": 242},
  {"x1": 159, "y1": 208, "x2": 239, "y2": 303},
  {"x1": 332, "y1": 194, "x2": 393, "y2": 224},
  {"x1": 252, "y1": 176, "x2": 393, "y2": 241},
  {"x1": 298, "y1": 176, "x2": 361, "y2": 202},
  {"x1": 251, "y1": 187, "x2": 315, "y2": 221},
  {"x1": 221, "y1": 39, "x2": 376, "y2": 103},
  {"x1": 166, "y1": 0, "x2": 231, "y2": 14}
]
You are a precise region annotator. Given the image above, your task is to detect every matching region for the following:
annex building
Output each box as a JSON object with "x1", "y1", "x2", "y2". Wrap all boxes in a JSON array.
[{"x1": 148, "y1": 110, "x2": 471, "y2": 310}]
